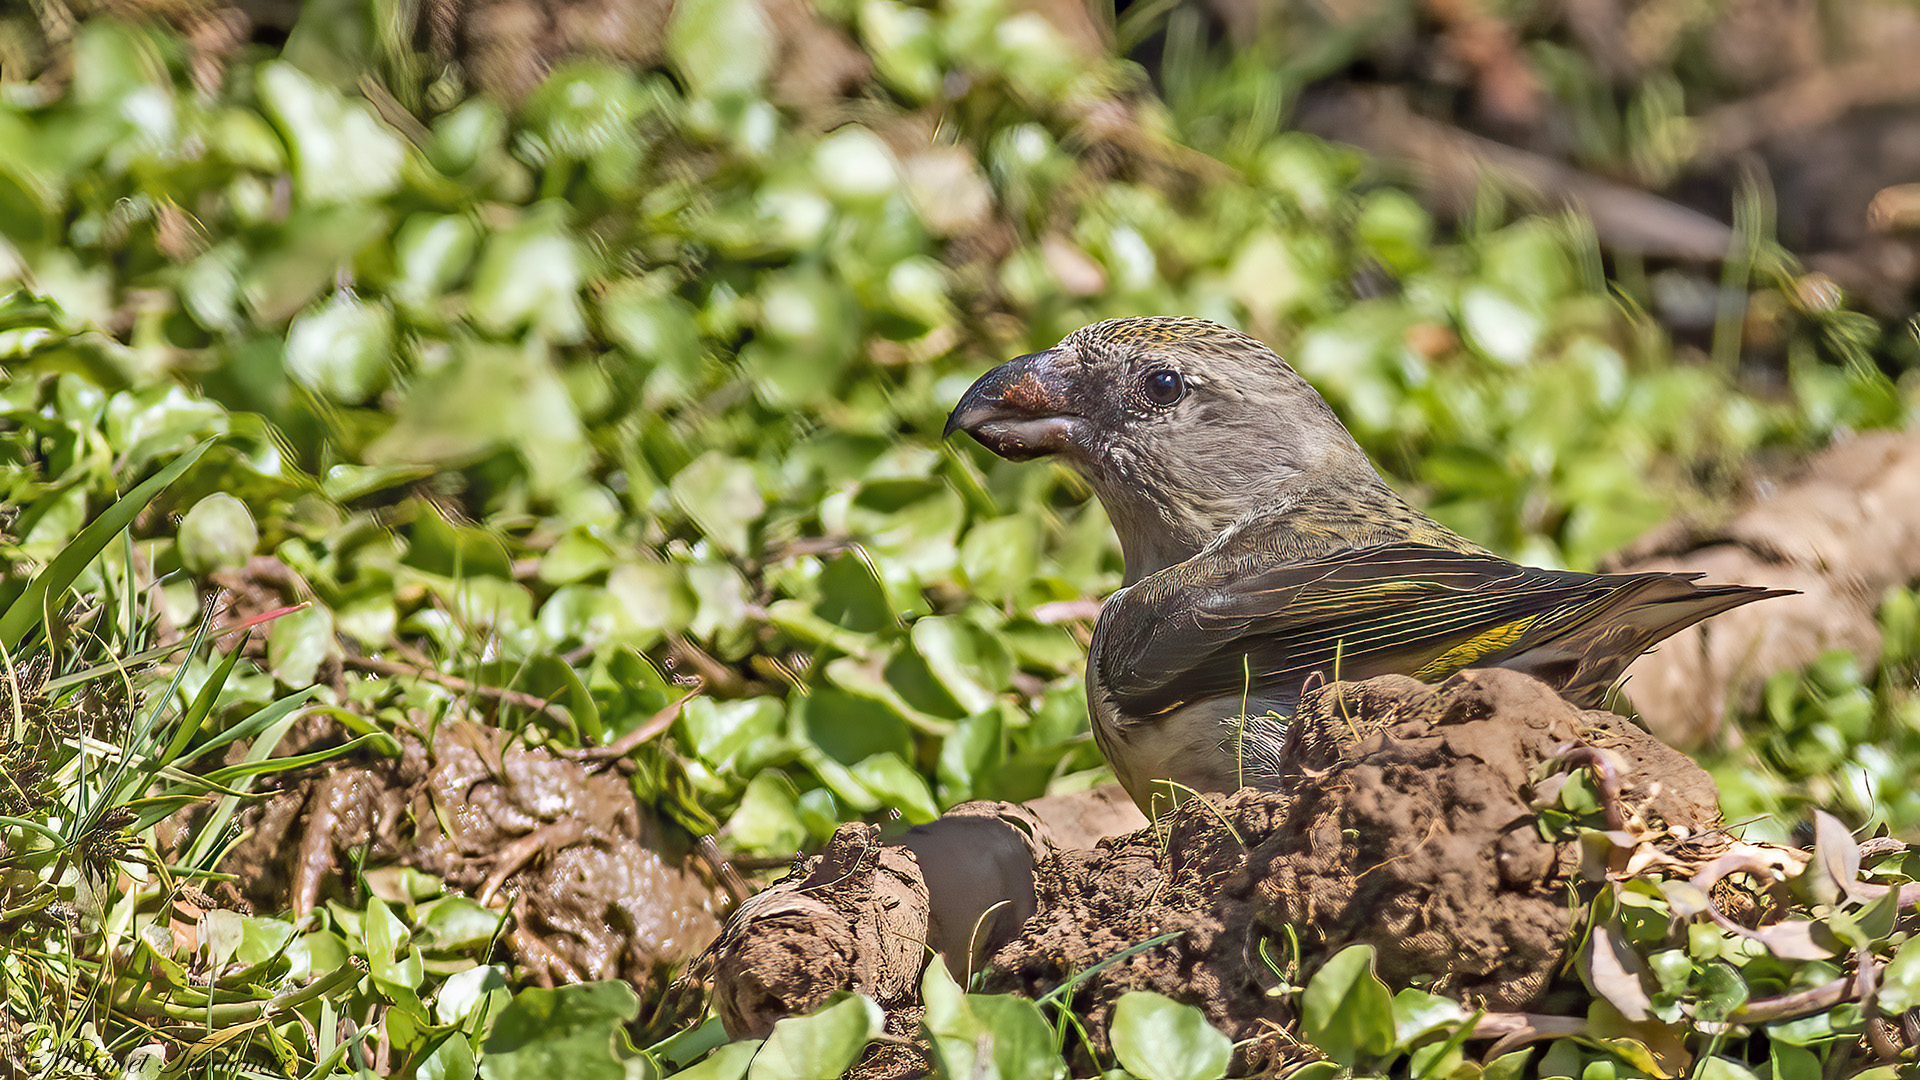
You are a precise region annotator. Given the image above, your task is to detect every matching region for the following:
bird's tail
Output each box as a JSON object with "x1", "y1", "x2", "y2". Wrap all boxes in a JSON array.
[{"x1": 1505, "y1": 575, "x2": 1790, "y2": 709}]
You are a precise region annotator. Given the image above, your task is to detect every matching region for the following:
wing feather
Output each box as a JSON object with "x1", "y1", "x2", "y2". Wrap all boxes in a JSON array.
[{"x1": 1094, "y1": 542, "x2": 1776, "y2": 721}]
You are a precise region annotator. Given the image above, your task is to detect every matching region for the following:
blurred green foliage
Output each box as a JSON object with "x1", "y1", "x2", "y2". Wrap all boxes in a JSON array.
[
  {"x1": 1708, "y1": 585, "x2": 1920, "y2": 841},
  {"x1": 3, "y1": 0, "x2": 1919, "y2": 1074}
]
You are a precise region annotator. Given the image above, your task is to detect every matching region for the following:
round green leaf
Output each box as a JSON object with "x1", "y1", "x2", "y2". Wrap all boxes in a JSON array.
[
  {"x1": 748, "y1": 994, "x2": 882, "y2": 1080},
  {"x1": 671, "y1": 453, "x2": 764, "y2": 555},
  {"x1": 285, "y1": 296, "x2": 393, "y2": 404},
  {"x1": 478, "y1": 982, "x2": 641, "y2": 1080},
  {"x1": 256, "y1": 61, "x2": 404, "y2": 204},
  {"x1": 266, "y1": 602, "x2": 335, "y2": 687},
  {"x1": 667, "y1": 0, "x2": 774, "y2": 99},
  {"x1": 1301, "y1": 944, "x2": 1395, "y2": 1064},
  {"x1": 966, "y1": 994, "x2": 1062, "y2": 1080},
  {"x1": 1108, "y1": 991, "x2": 1232, "y2": 1080},
  {"x1": 177, "y1": 493, "x2": 258, "y2": 575}
]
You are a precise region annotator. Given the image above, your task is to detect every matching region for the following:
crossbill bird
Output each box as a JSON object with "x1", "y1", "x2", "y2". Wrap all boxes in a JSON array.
[{"x1": 946, "y1": 316, "x2": 1783, "y2": 812}]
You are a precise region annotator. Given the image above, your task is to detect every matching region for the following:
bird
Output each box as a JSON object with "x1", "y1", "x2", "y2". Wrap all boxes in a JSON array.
[{"x1": 944, "y1": 315, "x2": 1786, "y2": 812}]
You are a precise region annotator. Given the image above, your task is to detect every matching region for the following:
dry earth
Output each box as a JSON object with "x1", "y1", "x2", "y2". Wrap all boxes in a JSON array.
[{"x1": 706, "y1": 668, "x2": 1729, "y2": 1075}]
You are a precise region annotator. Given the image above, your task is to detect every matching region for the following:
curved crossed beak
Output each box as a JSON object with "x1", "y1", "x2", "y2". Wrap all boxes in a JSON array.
[{"x1": 943, "y1": 350, "x2": 1084, "y2": 461}]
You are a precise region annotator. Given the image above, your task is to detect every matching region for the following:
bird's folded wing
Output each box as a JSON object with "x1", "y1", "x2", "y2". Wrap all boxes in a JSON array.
[{"x1": 1094, "y1": 543, "x2": 1698, "y2": 722}]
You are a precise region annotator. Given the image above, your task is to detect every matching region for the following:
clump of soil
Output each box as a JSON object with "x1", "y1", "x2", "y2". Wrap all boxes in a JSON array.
[
  {"x1": 219, "y1": 717, "x2": 722, "y2": 987},
  {"x1": 706, "y1": 823, "x2": 930, "y2": 1038},
  {"x1": 708, "y1": 668, "x2": 1725, "y2": 1068}
]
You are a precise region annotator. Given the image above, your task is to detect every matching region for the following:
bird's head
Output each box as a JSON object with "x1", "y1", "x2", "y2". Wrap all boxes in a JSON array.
[{"x1": 945, "y1": 316, "x2": 1379, "y2": 581}]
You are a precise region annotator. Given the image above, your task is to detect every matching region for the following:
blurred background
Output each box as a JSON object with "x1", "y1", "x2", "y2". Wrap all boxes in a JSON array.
[{"x1": 6, "y1": 0, "x2": 1920, "y2": 1070}]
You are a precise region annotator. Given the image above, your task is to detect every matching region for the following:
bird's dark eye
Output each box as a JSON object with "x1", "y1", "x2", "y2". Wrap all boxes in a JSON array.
[{"x1": 1142, "y1": 368, "x2": 1185, "y2": 406}]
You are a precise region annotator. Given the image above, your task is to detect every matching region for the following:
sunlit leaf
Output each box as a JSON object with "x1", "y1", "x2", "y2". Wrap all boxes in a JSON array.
[
  {"x1": 480, "y1": 982, "x2": 642, "y2": 1080},
  {"x1": 1301, "y1": 945, "x2": 1396, "y2": 1064},
  {"x1": 1109, "y1": 991, "x2": 1232, "y2": 1080}
]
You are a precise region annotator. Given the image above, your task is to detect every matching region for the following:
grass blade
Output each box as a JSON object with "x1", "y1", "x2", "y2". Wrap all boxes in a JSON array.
[{"x1": 0, "y1": 440, "x2": 214, "y2": 652}]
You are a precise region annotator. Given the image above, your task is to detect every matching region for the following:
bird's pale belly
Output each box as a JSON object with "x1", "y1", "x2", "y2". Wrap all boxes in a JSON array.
[{"x1": 1095, "y1": 694, "x2": 1291, "y2": 813}]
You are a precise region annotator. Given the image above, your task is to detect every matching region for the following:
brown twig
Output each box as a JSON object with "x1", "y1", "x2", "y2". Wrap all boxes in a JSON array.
[
  {"x1": 342, "y1": 654, "x2": 571, "y2": 726},
  {"x1": 508, "y1": 926, "x2": 582, "y2": 987},
  {"x1": 478, "y1": 820, "x2": 589, "y2": 905},
  {"x1": 1472, "y1": 951, "x2": 1899, "y2": 1047},
  {"x1": 1297, "y1": 86, "x2": 1735, "y2": 261},
  {"x1": 1731, "y1": 973, "x2": 1859, "y2": 1023},
  {"x1": 669, "y1": 636, "x2": 746, "y2": 696},
  {"x1": 1472, "y1": 1012, "x2": 1589, "y2": 1059},
  {"x1": 555, "y1": 691, "x2": 698, "y2": 762},
  {"x1": 1859, "y1": 948, "x2": 1903, "y2": 1061},
  {"x1": 1032, "y1": 599, "x2": 1103, "y2": 624},
  {"x1": 1693, "y1": 56, "x2": 1920, "y2": 165}
]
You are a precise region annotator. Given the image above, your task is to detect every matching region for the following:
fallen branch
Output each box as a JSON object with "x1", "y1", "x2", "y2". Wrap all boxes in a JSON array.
[{"x1": 1297, "y1": 85, "x2": 1735, "y2": 260}]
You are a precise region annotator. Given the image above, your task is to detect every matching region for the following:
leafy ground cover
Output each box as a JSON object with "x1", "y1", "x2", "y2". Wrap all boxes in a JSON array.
[{"x1": 3, "y1": 0, "x2": 1920, "y2": 1075}]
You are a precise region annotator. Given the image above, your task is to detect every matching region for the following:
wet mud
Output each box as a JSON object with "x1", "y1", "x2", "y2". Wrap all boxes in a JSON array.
[{"x1": 220, "y1": 718, "x2": 722, "y2": 987}]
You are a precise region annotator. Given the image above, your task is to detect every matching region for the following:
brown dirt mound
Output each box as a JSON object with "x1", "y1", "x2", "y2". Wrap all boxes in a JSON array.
[
  {"x1": 707, "y1": 668, "x2": 1726, "y2": 1068},
  {"x1": 219, "y1": 718, "x2": 722, "y2": 987}
]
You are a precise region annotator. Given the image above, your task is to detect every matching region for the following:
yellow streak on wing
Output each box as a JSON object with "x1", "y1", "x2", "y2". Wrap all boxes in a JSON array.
[{"x1": 1411, "y1": 614, "x2": 1540, "y2": 680}]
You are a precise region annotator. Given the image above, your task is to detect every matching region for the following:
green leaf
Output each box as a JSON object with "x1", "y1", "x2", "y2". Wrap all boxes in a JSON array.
[
  {"x1": 1301, "y1": 944, "x2": 1396, "y2": 1064},
  {"x1": 1108, "y1": 991, "x2": 1232, "y2": 1080},
  {"x1": 676, "y1": 1041, "x2": 762, "y2": 1080},
  {"x1": 814, "y1": 553, "x2": 893, "y2": 632},
  {"x1": 1481, "y1": 1048, "x2": 1534, "y2": 1080},
  {"x1": 363, "y1": 897, "x2": 426, "y2": 995},
  {"x1": 965, "y1": 993, "x2": 1062, "y2": 1080},
  {"x1": 921, "y1": 963, "x2": 988, "y2": 1079},
  {"x1": 394, "y1": 213, "x2": 480, "y2": 312},
  {"x1": 436, "y1": 965, "x2": 511, "y2": 1027},
  {"x1": 368, "y1": 342, "x2": 588, "y2": 496},
  {"x1": 1391, "y1": 988, "x2": 1469, "y2": 1045},
  {"x1": 233, "y1": 915, "x2": 295, "y2": 965},
  {"x1": 680, "y1": 697, "x2": 785, "y2": 768},
  {"x1": 266, "y1": 602, "x2": 335, "y2": 687},
  {"x1": 177, "y1": 492, "x2": 259, "y2": 575},
  {"x1": 1692, "y1": 1057, "x2": 1758, "y2": 1080},
  {"x1": 1879, "y1": 935, "x2": 1920, "y2": 1012},
  {"x1": 667, "y1": 0, "x2": 775, "y2": 98},
  {"x1": 850, "y1": 752, "x2": 939, "y2": 824},
  {"x1": 285, "y1": 295, "x2": 393, "y2": 404},
  {"x1": 959, "y1": 516, "x2": 1041, "y2": 600},
  {"x1": 0, "y1": 440, "x2": 212, "y2": 651},
  {"x1": 1768, "y1": 1043, "x2": 1821, "y2": 1080},
  {"x1": 415, "y1": 896, "x2": 506, "y2": 953},
  {"x1": 747, "y1": 993, "x2": 882, "y2": 1080},
  {"x1": 671, "y1": 454, "x2": 765, "y2": 555},
  {"x1": 910, "y1": 615, "x2": 1012, "y2": 715},
  {"x1": 469, "y1": 205, "x2": 588, "y2": 343},
  {"x1": 257, "y1": 61, "x2": 405, "y2": 204},
  {"x1": 726, "y1": 772, "x2": 808, "y2": 856},
  {"x1": 1459, "y1": 286, "x2": 1541, "y2": 366},
  {"x1": 419, "y1": 1034, "x2": 478, "y2": 1080},
  {"x1": 480, "y1": 982, "x2": 642, "y2": 1080}
]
